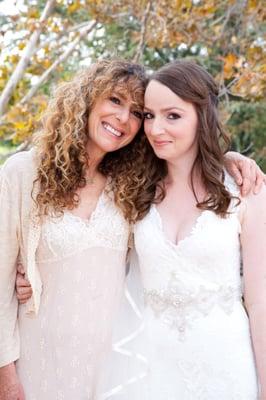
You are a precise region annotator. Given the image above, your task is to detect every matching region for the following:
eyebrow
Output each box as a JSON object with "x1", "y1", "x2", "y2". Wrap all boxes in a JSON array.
[
  {"x1": 113, "y1": 91, "x2": 143, "y2": 109},
  {"x1": 113, "y1": 91, "x2": 128, "y2": 101},
  {"x1": 144, "y1": 106, "x2": 186, "y2": 112},
  {"x1": 112, "y1": 90, "x2": 139, "y2": 105}
]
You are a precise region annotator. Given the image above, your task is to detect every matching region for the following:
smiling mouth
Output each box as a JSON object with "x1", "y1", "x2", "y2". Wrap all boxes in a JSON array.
[{"x1": 102, "y1": 122, "x2": 124, "y2": 138}]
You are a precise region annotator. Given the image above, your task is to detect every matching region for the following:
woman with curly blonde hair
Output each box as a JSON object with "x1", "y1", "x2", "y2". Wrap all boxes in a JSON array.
[
  {"x1": 0, "y1": 59, "x2": 152, "y2": 400},
  {"x1": 0, "y1": 58, "x2": 264, "y2": 400}
]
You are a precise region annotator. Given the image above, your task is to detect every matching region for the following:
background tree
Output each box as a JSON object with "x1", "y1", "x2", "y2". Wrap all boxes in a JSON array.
[{"x1": 0, "y1": 0, "x2": 265, "y2": 169}]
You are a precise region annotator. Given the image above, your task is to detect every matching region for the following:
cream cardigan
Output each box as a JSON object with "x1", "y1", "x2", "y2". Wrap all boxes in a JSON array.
[{"x1": 0, "y1": 149, "x2": 42, "y2": 367}]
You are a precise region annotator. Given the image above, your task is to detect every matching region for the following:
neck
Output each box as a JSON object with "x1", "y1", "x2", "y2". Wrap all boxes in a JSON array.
[
  {"x1": 85, "y1": 142, "x2": 106, "y2": 177},
  {"x1": 165, "y1": 152, "x2": 198, "y2": 186},
  {"x1": 87, "y1": 157, "x2": 101, "y2": 176}
]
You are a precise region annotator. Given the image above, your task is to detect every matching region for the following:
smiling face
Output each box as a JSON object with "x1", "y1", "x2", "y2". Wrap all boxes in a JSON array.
[
  {"x1": 87, "y1": 90, "x2": 143, "y2": 158},
  {"x1": 144, "y1": 80, "x2": 198, "y2": 165}
]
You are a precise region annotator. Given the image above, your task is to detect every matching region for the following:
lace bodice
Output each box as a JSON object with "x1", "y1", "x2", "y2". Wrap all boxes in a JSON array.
[
  {"x1": 37, "y1": 190, "x2": 130, "y2": 262},
  {"x1": 134, "y1": 176, "x2": 243, "y2": 338}
]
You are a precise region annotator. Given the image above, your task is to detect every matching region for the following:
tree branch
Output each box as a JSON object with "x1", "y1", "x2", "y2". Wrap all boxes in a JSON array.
[
  {"x1": 133, "y1": 0, "x2": 152, "y2": 63},
  {"x1": 35, "y1": 20, "x2": 96, "y2": 53},
  {"x1": 0, "y1": 0, "x2": 56, "y2": 117},
  {"x1": 0, "y1": 138, "x2": 31, "y2": 163},
  {"x1": 20, "y1": 20, "x2": 97, "y2": 105}
]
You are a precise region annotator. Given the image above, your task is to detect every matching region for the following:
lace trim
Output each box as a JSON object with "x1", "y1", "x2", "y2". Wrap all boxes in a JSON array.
[
  {"x1": 143, "y1": 282, "x2": 242, "y2": 340},
  {"x1": 38, "y1": 193, "x2": 129, "y2": 262}
]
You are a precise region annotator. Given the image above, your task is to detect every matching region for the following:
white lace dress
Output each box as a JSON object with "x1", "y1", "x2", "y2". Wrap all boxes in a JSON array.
[
  {"x1": 104, "y1": 178, "x2": 258, "y2": 399},
  {"x1": 16, "y1": 191, "x2": 129, "y2": 400}
]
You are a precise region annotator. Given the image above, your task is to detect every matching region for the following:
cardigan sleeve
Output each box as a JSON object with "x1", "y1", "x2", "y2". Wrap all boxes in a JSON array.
[{"x1": 0, "y1": 167, "x2": 20, "y2": 367}]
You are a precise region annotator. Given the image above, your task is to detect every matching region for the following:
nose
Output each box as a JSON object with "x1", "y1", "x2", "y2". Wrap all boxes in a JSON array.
[
  {"x1": 147, "y1": 116, "x2": 165, "y2": 136},
  {"x1": 115, "y1": 106, "x2": 130, "y2": 124}
]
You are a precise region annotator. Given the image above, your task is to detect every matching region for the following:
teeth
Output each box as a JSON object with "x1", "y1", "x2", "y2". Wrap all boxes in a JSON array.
[{"x1": 103, "y1": 123, "x2": 122, "y2": 137}]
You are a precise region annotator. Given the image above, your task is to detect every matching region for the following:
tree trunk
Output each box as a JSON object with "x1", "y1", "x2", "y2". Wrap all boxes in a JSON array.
[
  {"x1": 133, "y1": 1, "x2": 152, "y2": 63},
  {"x1": 0, "y1": 0, "x2": 56, "y2": 116}
]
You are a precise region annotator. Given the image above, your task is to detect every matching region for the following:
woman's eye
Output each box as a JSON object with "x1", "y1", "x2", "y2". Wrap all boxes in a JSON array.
[
  {"x1": 143, "y1": 112, "x2": 153, "y2": 119},
  {"x1": 110, "y1": 96, "x2": 120, "y2": 105},
  {"x1": 132, "y1": 110, "x2": 143, "y2": 119},
  {"x1": 168, "y1": 113, "x2": 181, "y2": 120}
]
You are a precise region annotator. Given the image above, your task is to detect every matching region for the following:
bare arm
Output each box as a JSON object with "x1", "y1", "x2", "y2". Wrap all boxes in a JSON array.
[
  {"x1": 241, "y1": 186, "x2": 266, "y2": 399},
  {"x1": 0, "y1": 363, "x2": 25, "y2": 400}
]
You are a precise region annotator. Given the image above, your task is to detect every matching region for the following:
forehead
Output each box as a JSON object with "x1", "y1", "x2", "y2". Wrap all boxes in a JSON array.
[
  {"x1": 144, "y1": 80, "x2": 193, "y2": 111},
  {"x1": 103, "y1": 80, "x2": 144, "y2": 108}
]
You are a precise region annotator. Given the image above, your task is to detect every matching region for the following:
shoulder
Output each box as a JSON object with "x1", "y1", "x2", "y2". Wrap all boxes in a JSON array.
[
  {"x1": 1, "y1": 148, "x2": 38, "y2": 182},
  {"x1": 241, "y1": 184, "x2": 266, "y2": 225},
  {"x1": 244, "y1": 184, "x2": 266, "y2": 211}
]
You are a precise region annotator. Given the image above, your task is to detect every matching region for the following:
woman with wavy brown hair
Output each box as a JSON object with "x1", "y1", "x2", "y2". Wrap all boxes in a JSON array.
[
  {"x1": 3, "y1": 58, "x2": 264, "y2": 400},
  {"x1": 110, "y1": 60, "x2": 265, "y2": 399}
]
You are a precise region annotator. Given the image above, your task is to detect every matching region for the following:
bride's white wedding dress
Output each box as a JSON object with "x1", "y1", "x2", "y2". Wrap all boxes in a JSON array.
[{"x1": 103, "y1": 176, "x2": 258, "y2": 400}]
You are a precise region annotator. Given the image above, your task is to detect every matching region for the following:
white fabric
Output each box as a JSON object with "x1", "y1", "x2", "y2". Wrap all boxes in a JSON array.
[
  {"x1": 104, "y1": 175, "x2": 258, "y2": 399},
  {"x1": 16, "y1": 191, "x2": 130, "y2": 400},
  {"x1": 0, "y1": 150, "x2": 42, "y2": 367}
]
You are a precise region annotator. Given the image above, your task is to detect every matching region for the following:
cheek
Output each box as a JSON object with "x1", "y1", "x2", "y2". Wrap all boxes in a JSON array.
[
  {"x1": 144, "y1": 120, "x2": 151, "y2": 136},
  {"x1": 172, "y1": 121, "x2": 197, "y2": 141}
]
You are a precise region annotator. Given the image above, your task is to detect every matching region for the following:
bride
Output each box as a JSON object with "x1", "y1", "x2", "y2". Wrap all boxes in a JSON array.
[{"x1": 103, "y1": 60, "x2": 265, "y2": 399}]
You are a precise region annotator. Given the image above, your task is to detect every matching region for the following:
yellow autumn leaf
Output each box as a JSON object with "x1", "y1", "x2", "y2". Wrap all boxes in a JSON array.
[
  {"x1": 248, "y1": 0, "x2": 258, "y2": 10},
  {"x1": 18, "y1": 42, "x2": 26, "y2": 50},
  {"x1": 42, "y1": 59, "x2": 52, "y2": 69},
  {"x1": 68, "y1": 1, "x2": 80, "y2": 14},
  {"x1": 10, "y1": 54, "x2": 19, "y2": 63},
  {"x1": 28, "y1": 7, "x2": 39, "y2": 19},
  {"x1": 258, "y1": 64, "x2": 266, "y2": 73},
  {"x1": 223, "y1": 53, "x2": 238, "y2": 79},
  {"x1": 247, "y1": 46, "x2": 263, "y2": 61},
  {"x1": 0, "y1": 66, "x2": 9, "y2": 79},
  {"x1": 13, "y1": 121, "x2": 31, "y2": 131}
]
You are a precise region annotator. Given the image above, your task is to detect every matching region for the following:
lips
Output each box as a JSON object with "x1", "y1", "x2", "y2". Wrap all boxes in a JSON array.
[
  {"x1": 154, "y1": 140, "x2": 172, "y2": 146},
  {"x1": 102, "y1": 122, "x2": 124, "y2": 138}
]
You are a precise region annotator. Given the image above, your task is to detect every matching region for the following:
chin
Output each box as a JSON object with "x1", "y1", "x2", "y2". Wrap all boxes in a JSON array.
[
  {"x1": 103, "y1": 143, "x2": 123, "y2": 153},
  {"x1": 152, "y1": 149, "x2": 171, "y2": 160}
]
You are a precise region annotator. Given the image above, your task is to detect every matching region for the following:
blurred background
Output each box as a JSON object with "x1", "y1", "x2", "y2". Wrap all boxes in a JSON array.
[{"x1": 0, "y1": 0, "x2": 265, "y2": 169}]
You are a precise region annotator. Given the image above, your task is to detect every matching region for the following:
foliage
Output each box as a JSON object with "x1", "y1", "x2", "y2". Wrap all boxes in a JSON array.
[
  {"x1": 228, "y1": 101, "x2": 266, "y2": 171},
  {"x1": 0, "y1": 0, "x2": 265, "y2": 169}
]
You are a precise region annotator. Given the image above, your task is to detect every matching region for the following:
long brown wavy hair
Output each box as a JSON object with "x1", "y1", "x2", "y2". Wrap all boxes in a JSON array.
[
  {"x1": 146, "y1": 60, "x2": 236, "y2": 217},
  {"x1": 33, "y1": 58, "x2": 163, "y2": 223}
]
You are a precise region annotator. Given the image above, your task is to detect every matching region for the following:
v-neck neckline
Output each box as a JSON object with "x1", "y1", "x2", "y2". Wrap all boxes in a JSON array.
[
  {"x1": 66, "y1": 187, "x2": 107, "y2": 225},
  {"x1": 152, "y1": 204, "x2": 208, "y2": 250}
]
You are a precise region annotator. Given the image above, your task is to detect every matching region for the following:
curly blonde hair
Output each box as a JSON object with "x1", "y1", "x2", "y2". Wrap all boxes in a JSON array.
[{"x1": 33, "y1": 59, "x2": 163, "y2": 223}]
